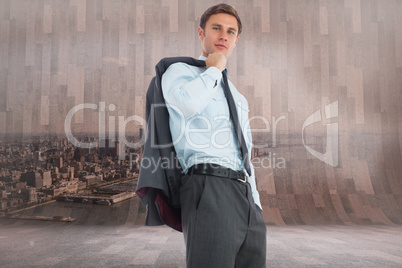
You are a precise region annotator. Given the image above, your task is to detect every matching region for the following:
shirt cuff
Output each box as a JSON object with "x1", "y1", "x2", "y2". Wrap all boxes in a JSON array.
[{"x1": 202, "y1": 66, "x2": 222, "y2": 81}]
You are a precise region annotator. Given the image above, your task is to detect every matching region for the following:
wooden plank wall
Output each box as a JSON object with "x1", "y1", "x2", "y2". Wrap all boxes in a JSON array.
[{"x1": 0, "y1": 0, "x2": 401, "y2": 225}]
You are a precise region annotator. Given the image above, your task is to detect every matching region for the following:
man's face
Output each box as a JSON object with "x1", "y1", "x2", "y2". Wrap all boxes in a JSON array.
[{"x1": 198, "y1": 13, "x2": 240, "y2": 59}]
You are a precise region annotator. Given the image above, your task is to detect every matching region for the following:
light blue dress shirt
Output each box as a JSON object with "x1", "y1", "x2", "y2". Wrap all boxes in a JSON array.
[{"x1": 161, "y1": 56, "x2": 261, "y2": 208}]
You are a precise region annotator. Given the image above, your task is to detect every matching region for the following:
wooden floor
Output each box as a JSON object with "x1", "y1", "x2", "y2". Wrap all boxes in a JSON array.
[
  {"x1": 3, "y1": 197, "x2": 402, "y2": 266},
  {"x1": 0, "y1": 218, "x2": 401, "y2": 267}
]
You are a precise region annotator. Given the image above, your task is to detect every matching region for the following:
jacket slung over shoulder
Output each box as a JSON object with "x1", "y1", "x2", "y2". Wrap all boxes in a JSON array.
[{"x1": 135, "y1": 57, "x2": 206, "y2": 232}]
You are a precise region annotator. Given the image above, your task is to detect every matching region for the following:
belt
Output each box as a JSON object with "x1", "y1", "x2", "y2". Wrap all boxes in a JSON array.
[{"x1": 188, "y1": 163, "x2": 248, "y2": 183}]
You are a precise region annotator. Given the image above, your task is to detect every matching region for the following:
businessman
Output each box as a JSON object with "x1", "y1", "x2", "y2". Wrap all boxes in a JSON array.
[{"x1": 161, "y1": 3, "x2": 267, "y2": 267}]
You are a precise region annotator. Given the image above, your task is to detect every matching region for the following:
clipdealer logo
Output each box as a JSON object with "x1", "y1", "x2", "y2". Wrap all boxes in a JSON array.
[
  {"x1": 302, "y1": 101, "x2": 339, "y2": 167},
  {"x1": 64, "y1": 101, "x2": 339, "y2": 167},
  {"x1": 63, "y1": 102, "x2": 146, "y2": 159}
]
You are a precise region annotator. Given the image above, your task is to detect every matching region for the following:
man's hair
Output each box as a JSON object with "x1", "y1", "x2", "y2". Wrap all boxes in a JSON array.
[{"x1": 200, "y1": 3, "x2": 242, "y2": 35}]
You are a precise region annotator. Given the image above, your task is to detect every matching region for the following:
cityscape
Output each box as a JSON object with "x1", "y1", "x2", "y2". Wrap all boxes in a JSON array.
[{"x1": 0, "y1": 133, "x2": 143, "y2": 216}]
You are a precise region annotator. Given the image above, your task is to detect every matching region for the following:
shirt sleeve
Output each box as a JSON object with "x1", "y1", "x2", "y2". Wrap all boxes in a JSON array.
[
  {"x1": 248, "y1": 162, "x2": 262, "y2": 210},
  {"x1": 241, "y1": 101, "x2": 262, "y2": 210},
  {"x1": 246, "y1": 127, "x2": 262, "y2": 210},
  {"x1": 161, "y1": 62, "x2": 222, "y2": 118}
]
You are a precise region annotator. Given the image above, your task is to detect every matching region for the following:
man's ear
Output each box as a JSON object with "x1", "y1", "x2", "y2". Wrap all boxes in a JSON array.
[{"x1": 198, "y1": 27, "x2": 204, "y2": 40}]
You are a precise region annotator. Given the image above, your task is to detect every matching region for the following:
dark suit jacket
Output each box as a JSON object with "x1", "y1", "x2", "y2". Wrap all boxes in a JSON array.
[{"x1": 135, "y1": 57, "x2": 206, "y2": 232}]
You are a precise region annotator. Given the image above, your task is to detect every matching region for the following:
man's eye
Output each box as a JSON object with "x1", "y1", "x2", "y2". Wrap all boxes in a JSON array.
[
  {"x1": 213, "y1": 27, "x2": 219, "y2": 30},
  {"x1": 228, "y1": 31, "x2": 235, "y2": 34}
]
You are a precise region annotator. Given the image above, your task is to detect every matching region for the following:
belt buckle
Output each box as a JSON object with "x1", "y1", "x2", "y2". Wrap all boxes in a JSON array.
[{"x1": 236, "y1": 170, "x2": 247, "y2": 183}]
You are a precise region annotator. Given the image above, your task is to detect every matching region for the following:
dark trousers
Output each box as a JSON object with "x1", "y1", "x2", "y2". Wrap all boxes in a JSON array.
[{"x1": 180, "y1": 173, "x2": 267, "y2": 268}]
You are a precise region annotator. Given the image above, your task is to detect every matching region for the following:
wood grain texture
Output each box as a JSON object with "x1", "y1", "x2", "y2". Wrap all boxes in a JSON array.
[{"x1": 0, "y1": 0, "x2": 401, "y2": 225}]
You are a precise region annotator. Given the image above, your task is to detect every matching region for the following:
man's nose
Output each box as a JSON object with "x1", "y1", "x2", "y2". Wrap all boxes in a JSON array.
[{"x1": 219, "y1": 32, "x2": 228, "y2": 41}]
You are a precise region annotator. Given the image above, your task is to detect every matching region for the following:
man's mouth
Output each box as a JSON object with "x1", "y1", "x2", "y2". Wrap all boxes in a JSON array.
[{"x1": 215, "y1": 44, "x2": 226, "y2": 49}]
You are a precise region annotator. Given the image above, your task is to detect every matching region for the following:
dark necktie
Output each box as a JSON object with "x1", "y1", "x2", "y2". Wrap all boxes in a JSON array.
[{"x1": 221, "y1": 69, "x2": 252, "y2": 176}]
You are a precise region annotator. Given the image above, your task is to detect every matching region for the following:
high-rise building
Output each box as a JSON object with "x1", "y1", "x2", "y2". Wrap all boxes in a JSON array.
[
  {"x1": 42, "y1": 171, "x2": 52, "y2": 187},
  {"x1": 20, "y1": 171, "x2": 42, "y2": 188},
  {"x1": 28, "y1": 188, "x2": 37, "y2": 203},
  {"x1": 33, "y1": 151, "x2": 41, "y2": 169}
]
